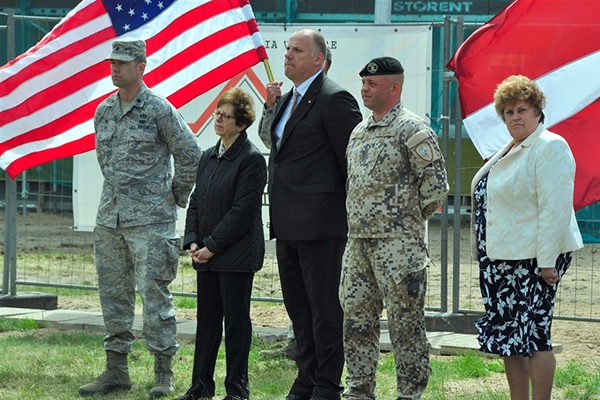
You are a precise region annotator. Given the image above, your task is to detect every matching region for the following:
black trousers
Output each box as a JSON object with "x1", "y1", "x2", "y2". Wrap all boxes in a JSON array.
[
  {"x1": 185, "y1": 270, "x2": 254, "y2": 398},
  {"x1": 277, "y1": 239, "x2": 345, "y2": 400}
]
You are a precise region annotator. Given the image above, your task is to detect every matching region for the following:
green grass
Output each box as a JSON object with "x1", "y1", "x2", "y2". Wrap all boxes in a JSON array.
[
  {"x1": 426, "y1": 351, "x2": 504, "y2": 399},
  {"x1": 1, "y1": 320, "x2": 599, "y2": 400},
  {"x1": 174, "y1": 296, "x2": 197, "y2": 309},
  {"x1": 0, "y1": 317, "x2": 42, "y2": 332},
  {"x1": 556, "y1": 360, "x2": 600, "y2": 400},
  {"x1": 17, "y1": 285, "x2": 98, "y2": 297}
]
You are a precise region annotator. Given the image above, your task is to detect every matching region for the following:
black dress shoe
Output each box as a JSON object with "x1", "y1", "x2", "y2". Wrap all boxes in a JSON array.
[
  {"x1": 285, "y1": 394, "x2": 310, "y2": 400},
  {"x1": 174, "y1": 395, "x2": 194, "y2": 400},
  {"x1": 175, "y1": 394, "x2": 212, "y2": 400}
]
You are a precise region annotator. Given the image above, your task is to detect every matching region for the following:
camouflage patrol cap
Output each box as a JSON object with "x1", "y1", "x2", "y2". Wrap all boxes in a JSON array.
[
  {"x1": 106, "y1": 39, "x2": 147, "y2": 62},
  {"x1": 359, "y1": 56, "x2": 404, "y2": 77}
]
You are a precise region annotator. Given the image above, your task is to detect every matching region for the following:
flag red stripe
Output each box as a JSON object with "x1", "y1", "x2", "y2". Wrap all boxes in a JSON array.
[
  {"x1": 0, "y1": 60, "x2": 109, "y2": 127},
  {"x1": 26, "y1": 1, "x2": 107, "y2": 50},
  {"x1": 6, "y1": 134, "x2": 96, "y2": 178},
  {"x1": 146, "y1": 0, "x2": 240, "y2": 55},
  {"x1": 0, "y1": 27, "x2": 113, "y2": 99},
  {"x1": 168, "y1": 50, "x2": 265, "y2": 108},
  {"x1": 0, "y1": 93, "x2": 111, "y2": 156},
  {"x1": 146, "y1": 22, "x2": 259, "y2": 86},
  {"x1": 551, "y1": 100, "x2": 600, "y2": 210},
  {"x1": 448, "y1": 0, "x2": 600, "y2": 117},
  {"x1": 0, "y1": 0, "x2": 108, "y2": 73}
]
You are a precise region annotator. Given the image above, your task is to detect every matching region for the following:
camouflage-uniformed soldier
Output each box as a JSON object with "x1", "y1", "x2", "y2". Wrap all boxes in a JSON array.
[
  {"x1": 79, "y1": 39, "x2": 201, "y2": 399},
  {"x1": 341, "y1": 57, "x2": 449, "y2": 400}
]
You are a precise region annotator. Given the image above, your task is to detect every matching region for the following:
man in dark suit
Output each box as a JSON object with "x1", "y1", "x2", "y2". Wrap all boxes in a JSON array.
[{"x1": 258, "y1": 28, "x2": 362, "y2": 400}]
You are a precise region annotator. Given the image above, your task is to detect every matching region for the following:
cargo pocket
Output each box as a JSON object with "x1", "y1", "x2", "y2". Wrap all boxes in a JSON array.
[{"x1": 147, "y1": 236, "x2": 181, "y2": 282}]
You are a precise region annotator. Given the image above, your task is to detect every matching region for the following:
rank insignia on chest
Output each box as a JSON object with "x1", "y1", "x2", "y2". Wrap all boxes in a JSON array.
[{"x1": 375, "y1": 131, "x2": 394, "y2": 137}]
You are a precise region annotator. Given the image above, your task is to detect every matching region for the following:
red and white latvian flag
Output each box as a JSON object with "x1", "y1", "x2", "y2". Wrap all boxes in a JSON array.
[
  {"x1": 0, "y1": 0, "x2": 268, "y2": 179},
  {"x1": 447, "y1": 0, "x2": 600, "y2": 210}
]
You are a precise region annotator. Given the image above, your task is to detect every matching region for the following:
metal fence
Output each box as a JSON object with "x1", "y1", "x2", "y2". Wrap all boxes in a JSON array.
[{"x1": 2, "y1": 201, "x2": 600, "y2": 323}]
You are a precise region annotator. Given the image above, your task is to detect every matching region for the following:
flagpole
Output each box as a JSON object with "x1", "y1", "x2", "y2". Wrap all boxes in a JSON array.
[{"x1": 263, "y1": 59, "x2": 275, "y2": 82}]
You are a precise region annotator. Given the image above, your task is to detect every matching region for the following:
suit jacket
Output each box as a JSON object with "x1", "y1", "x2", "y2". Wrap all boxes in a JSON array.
[
  {"x1": 263, "y1": 72, "x2": 362, "y2": 241},
  {"x1": 470, "y1": 124, "x2": 583, "y2": 267}
]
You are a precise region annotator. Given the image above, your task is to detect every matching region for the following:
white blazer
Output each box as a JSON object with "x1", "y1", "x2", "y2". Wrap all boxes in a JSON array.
[{"x1": 470, "y1": 124, "x2": 583, "y2": 268}]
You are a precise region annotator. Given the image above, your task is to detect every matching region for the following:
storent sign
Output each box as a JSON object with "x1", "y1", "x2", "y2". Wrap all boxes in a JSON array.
[{"x1": 393, "y1": 1, "x2": 474, "y2": 13}]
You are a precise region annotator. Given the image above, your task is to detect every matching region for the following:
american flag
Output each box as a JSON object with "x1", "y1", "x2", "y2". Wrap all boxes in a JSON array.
[{"x1": 0, "y1": 0, "x2": 268, "y2": 179}]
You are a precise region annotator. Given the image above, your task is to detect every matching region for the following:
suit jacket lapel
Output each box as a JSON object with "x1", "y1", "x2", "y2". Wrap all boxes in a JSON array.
[
  {"x1": 277, "y1": 74, "x2": 324, "y2": 153},
  {"x1": 470, "y1": 140, "x2": 512, "y2": 195},
  {"x1": 272, "y1": 89, "x2": 294, "y2": 154}
]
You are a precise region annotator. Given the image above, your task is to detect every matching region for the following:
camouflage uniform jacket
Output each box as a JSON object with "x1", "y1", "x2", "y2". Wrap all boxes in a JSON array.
[
  {"x1": 94, "y1": 82, "x2": 201, "y2": 228},
  {"x1": 346, "y1": 102, "x2": 449, "y2": 242}
]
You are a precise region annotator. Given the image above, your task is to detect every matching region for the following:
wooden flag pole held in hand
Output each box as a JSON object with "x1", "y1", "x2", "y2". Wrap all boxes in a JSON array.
[{"x1": 263, "y1": 59, "x2": 275, "y2": 82}]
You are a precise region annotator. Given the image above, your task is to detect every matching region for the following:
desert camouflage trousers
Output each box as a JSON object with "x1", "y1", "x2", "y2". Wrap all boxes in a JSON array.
[
  {"x1": 340, "y1": 238, "x2": 431, "y2": 400},
  {"x1": 94, "y1": 222, "x2": 181, "y2": 356}
]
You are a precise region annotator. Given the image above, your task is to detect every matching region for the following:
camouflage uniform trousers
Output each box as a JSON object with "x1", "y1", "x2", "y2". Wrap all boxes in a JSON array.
[
  {"x1": 340, "y1": 238, "x2": 431, "y2": 400},
  {"x1": 94, "y1": 222, "x2": 181, "y2": 356}
]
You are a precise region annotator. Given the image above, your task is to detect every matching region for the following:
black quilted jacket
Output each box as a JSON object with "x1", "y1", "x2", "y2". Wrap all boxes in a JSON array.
[{"x1": 183, "y1": 131, "x2": 267, "y2": 272}]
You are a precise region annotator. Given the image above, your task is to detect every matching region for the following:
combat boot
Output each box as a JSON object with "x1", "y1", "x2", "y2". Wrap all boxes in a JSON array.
[
  {"x1": 79, "y1": 350, "x2": 132, "y2": 396},
  {"x1": 149, "y1": 353, "x2": 175, "y2": 398}
]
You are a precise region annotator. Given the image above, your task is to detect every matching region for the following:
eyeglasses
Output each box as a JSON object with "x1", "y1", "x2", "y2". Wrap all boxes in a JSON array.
[{"x1": 212, "y1": 111, "x2": 236, "y2": 122}]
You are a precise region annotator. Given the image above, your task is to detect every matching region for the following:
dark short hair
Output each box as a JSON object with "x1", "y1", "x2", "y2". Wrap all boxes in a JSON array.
[
  {"x1": 494, "y1": 75, "x2": 546, "y2": 122},
  {"x1": 217, "y1": 87, "x2": 256, "y2": 128}
]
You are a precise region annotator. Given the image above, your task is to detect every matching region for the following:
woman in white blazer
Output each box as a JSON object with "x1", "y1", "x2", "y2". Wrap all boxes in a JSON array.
[{"x1": 470, "y1": 75, "x2": 583, "y2": 400}]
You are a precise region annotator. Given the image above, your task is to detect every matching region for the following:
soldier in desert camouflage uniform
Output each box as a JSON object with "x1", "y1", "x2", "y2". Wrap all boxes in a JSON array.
[
  {"x1": 340, "y1": 57, "x2": 449, "y2": 400},
  {"x1": 79, "y1": 39, "x2": 201, "y2": 399}
]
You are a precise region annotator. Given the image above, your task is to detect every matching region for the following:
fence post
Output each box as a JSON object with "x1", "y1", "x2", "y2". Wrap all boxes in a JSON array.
[
  {"x1": 439, "y1": 17, "x2": 452, "y2": 313},
  {"x1": 451, "y1": 16, "x2": 464, "y2": 314},
  {"x1": 2, "y1": 9, "x2": 18, "y2": 296}
]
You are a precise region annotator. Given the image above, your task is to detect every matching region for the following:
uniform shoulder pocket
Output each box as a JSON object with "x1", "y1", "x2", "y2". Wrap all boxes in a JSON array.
[{"x1": 407, "y1": 130, "x2": 441, "y2": 165}]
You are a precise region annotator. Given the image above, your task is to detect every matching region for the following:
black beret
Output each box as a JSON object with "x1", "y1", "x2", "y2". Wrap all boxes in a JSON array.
[{"x1": 359, "y1": 56, "x2": 404, "y2": 77}]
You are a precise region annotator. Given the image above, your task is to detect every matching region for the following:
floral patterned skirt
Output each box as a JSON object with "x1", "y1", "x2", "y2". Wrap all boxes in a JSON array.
[{"x1": 475, "y1": 253, "x2": 572, "y2": 357}]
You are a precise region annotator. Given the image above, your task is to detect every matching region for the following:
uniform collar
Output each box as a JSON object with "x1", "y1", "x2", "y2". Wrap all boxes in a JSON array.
[
  {"x1": 106, "y1": 81, "x2": 149, "y2": 110},
  {"x1": 366, "y1": 102, "x2": 403, "y2": 128}
]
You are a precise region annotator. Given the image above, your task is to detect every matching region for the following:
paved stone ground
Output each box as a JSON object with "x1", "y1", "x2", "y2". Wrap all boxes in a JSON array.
[{"x1": 2, "y1": 306, "x2": 560, "y2": 356}]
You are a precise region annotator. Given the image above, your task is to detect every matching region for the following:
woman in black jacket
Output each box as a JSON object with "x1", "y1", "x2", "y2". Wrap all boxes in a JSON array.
[{"x1": 175, "y1": 88, "x2": 267, "y2": 400}]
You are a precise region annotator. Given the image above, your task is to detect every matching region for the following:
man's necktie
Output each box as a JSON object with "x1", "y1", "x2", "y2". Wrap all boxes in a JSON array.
[
  {"x1": 289, "y1": 89, "x2": 301, "y2": 117},
  {"x1": 277, "y1": 90, "x2": 301, "y2": 149}
]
